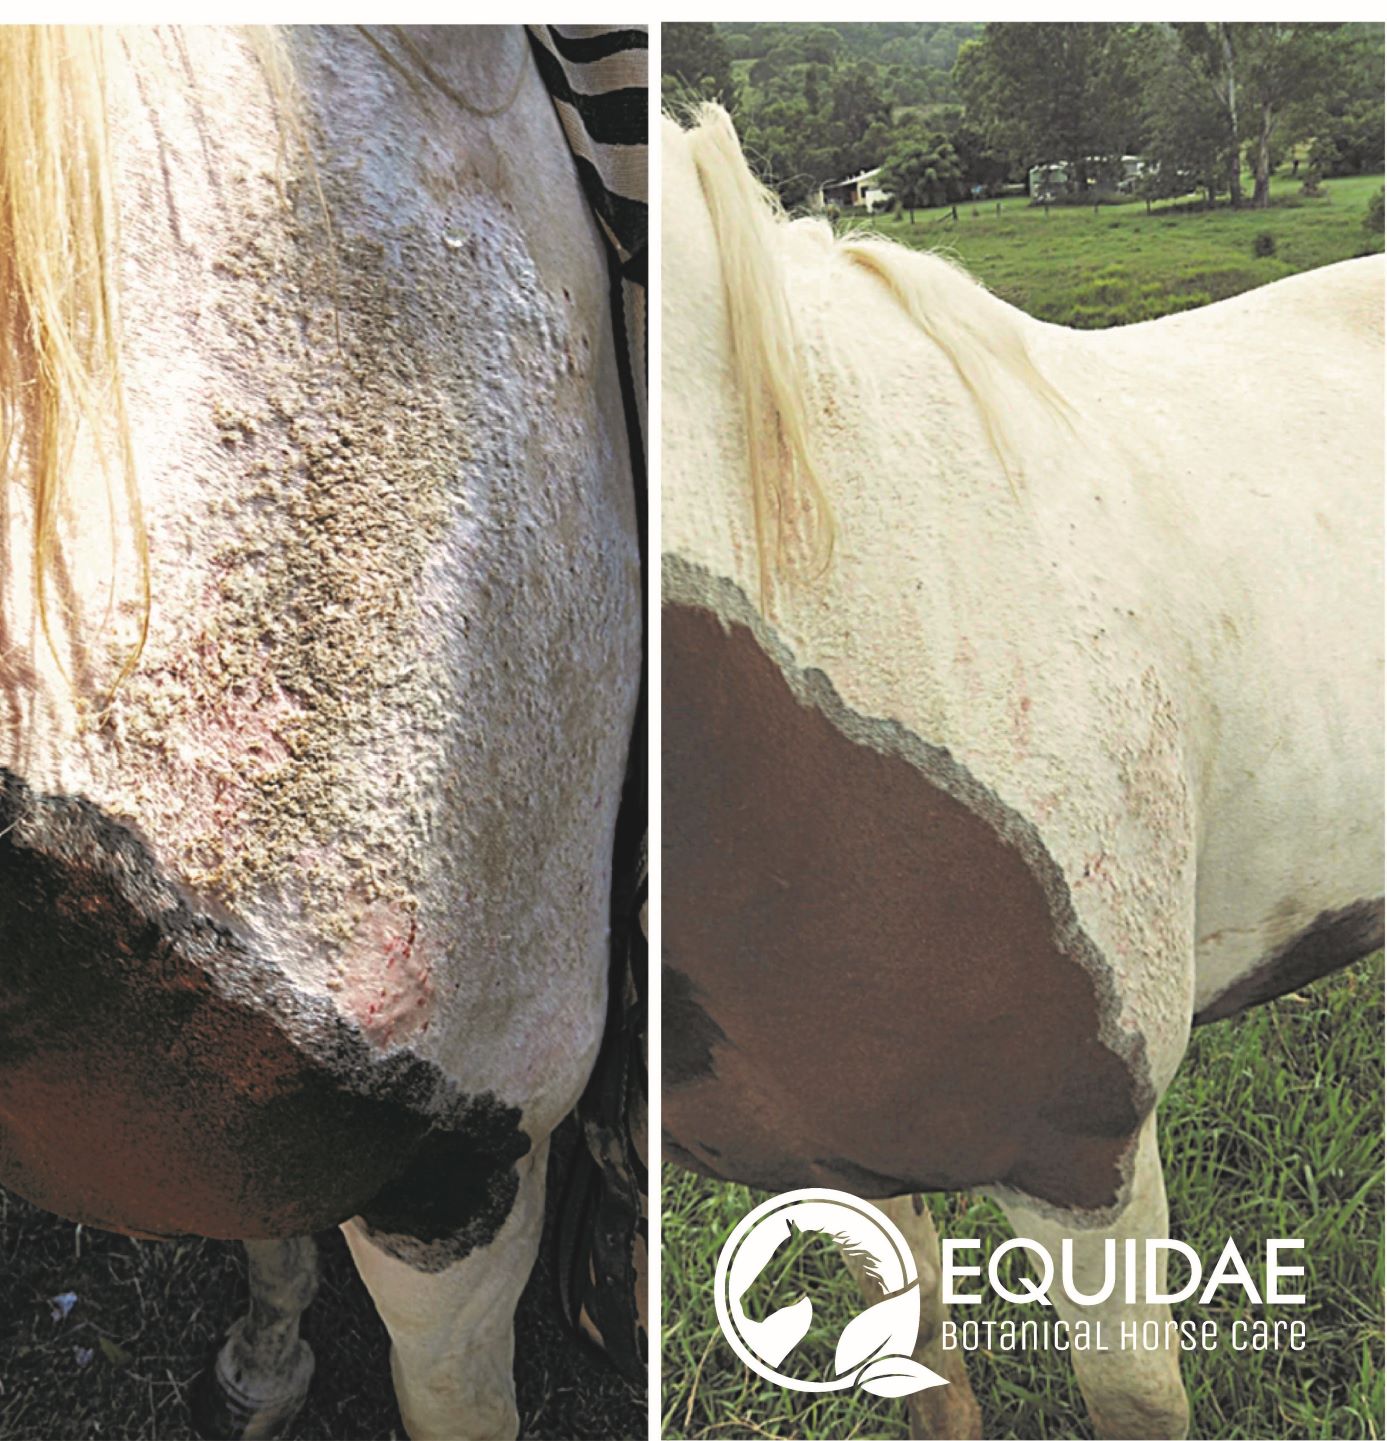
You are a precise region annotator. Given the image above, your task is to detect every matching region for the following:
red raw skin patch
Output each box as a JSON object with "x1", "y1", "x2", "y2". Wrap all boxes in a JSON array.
[
  {"x1": 662, "y1": 602, "x2": 1145, "y2": 1212},
  {"x1": 338, "y1": 903, "x2": 434, "y2": 1045}
]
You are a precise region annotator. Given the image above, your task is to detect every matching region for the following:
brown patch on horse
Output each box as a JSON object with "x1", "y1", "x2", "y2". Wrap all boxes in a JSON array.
[
  {"x1": 0, "y1": 768, "x2": 527, "y2": 1244},
  {"x1": 661, "y1": 562, "x2": 1151, "y2": 1214},
  {"x1": 1194, "y1": 899, "x2": 1384, "y2": 1025},
  {"x1": 662, "y1": 964, "x2": 728, "y2": 1088}
]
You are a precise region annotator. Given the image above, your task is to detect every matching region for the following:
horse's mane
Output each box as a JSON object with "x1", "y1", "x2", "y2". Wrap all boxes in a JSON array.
[
  {"x1": 0, "y1": 26, "x2": 297, "y2": 693},
  {"x1": 677, "y1": 103, "x2": 1068, "y2": 608},
  {"x1": 680, "y1": 105, "x2": 835, "y2": 613},
  {"x1": 827, "y1": 1227, "x2": 888, "y2": 1294},
  {"x1": 763, "y1": 1218, "x2": 888, "y2": 1297}
]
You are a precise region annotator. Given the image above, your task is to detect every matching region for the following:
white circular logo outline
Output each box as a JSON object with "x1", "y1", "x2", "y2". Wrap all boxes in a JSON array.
[{"x1": 713, "y1": 1187, "x2": 922, "y2": 1394}]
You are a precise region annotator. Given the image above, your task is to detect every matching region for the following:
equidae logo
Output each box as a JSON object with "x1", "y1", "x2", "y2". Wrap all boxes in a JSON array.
[
  {"x1": 714, "y1": 1188, "x2": 947, "y2": 1397},
  {"x1": 717, "y1": 1188, "x2": 1310, "y2": 1387}
]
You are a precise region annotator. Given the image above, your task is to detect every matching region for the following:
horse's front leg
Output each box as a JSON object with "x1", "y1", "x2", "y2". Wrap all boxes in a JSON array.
[
  {"x1": 839, "y1": 1195, "x2": 982, "y2": 1440},
  {"x1": 994, "y1": 1113, "x2": 1190, "y2": 1440},
  {"x1": 193, "y1": 1235, "x2": 318, "y2": 1440},
  {"x1": 343, "y1": 1139, "x2": 548, "y2": 1441}
]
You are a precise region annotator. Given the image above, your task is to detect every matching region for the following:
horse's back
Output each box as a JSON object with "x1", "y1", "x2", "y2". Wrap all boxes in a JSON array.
[
  {"x1": 1061, "y1": 258, "x2": 1384, "y2": 1015},
  {"x1": 1158, "y1": 251, "x2": 1382, "y2": 344}
]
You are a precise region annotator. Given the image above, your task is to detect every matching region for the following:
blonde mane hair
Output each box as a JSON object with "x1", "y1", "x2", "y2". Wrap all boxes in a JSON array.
[
  {"x1": 679, "y1": 104, "x2": 1069, "y2": 608},
  {"x1": 683, "y1": 105, "x2": 835, "y2": 613},
  {"x1": 0, "y1": 25, "x2": 298, "y2": 694}
]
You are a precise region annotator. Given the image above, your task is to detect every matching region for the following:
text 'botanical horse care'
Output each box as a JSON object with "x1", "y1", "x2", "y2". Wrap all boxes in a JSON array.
[{"x1": 714, "y1": 1189, "x2": 1315, "y2": 1412}]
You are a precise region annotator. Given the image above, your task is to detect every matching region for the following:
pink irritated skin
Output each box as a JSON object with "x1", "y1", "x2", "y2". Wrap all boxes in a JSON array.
[
  {"x1": 337, "y1": 901, "x2": 435, "y2": 1046},
  {"x1": 117, "y1": 618, "x2": 444, "y2": 1052},
  {"x1": 206, "y1": 673, "x2": 297, "y2": 834},
  {"x1": 111, "y1": 620, "x2": 301, "y2": 869},
  {"x1": 162, "y1": 617, "x2": 434, "y2": 1049}
]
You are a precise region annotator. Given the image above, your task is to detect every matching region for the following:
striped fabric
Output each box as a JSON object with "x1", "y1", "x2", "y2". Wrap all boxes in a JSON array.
[
  {"x1": 527, "y1": 24, "x2": 647, "y2": 498},
  {"x1": 525, "y1": 25, "x2": 648, "y2": 273},
  {"x1": 528, "y1": 23, "x2": 648, "y2": 1385}
]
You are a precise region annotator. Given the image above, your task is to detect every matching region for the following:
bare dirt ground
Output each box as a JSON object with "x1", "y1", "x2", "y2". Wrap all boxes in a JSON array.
[{"x1": 0, "y1": 1118, "x2": 643, "y2": 1440}]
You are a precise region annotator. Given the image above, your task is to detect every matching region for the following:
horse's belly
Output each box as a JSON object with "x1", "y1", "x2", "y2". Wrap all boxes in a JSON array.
[
  {"x1": 663, "y1": 589, "x2": 1154, "y2": 1214},
  {"x1": 1187, "y1": 435, "x2": 1384, "y2": 1018},
  {"x1": 0, "y1": 767, "x2": 534, "y2": 1238}
]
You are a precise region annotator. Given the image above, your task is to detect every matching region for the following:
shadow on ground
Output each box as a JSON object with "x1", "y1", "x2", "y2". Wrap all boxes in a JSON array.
[{"x1": 0, "y1": 1118, "x2": 643, "y2": 1440}]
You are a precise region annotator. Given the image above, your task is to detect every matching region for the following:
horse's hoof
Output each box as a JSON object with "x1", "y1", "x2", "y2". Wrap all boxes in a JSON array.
[{"x1": 190, "y1": 1326, "x2": 314, "y2": 1441}]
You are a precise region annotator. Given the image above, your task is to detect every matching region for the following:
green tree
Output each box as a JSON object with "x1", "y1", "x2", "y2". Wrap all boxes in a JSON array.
[
  {"x1": 880, "y1": 132, "x2": 963, "y2": 220},
  {"x1": 829, "y1": 60, "x2": 893, "y2": 146},
  {"x1": 948, "y1": 120, "x2": 1010, "y2": 195},
  {"x1": 1144, "y1": 26, "x2": 1234, "y2": 207},
  {"x1": 1317, "y1": 95, "x2": 1386, "y2": 177},
  {"x1": 1167, "y1": 23, "x2": 1360, "y2": 208},
  {"x1": 802, "y1": 27, "x2": 843, "y2": 67},
  {"x1": 663, "y1": 23, "x2": 736, "y2": 108},
  {"x1": 1318, "y1": 24, "x2": 1386, "y2": 175},
  {"x1": 954, "y1": 24, "x2": 1150, "y2": 197},
  {"x1": 1234, "y1": 24, "x2": 1339, "y2": 207},
  {"x1": 1169, "y1": 23, "x2": 1244, "y2": 206},
  {"x1": 724, "y1": 33, "x2": 754, "y2": 64}
]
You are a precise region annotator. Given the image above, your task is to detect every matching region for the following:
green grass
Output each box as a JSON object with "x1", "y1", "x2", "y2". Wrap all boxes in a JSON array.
[
  {"x1": 661, "y1": 954, "x2": 1385, "y2": 1440},
  {"x1": 854, "y1": 172, "x2": 1385, "y2": 327}
]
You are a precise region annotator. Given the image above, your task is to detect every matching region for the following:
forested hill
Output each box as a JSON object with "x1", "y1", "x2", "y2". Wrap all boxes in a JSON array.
[
  {"x1": 719, "y1": 22, "x2": 978, "y2": 105},
  {"x1": 663, "y1": 22, "x2": 1384, "y2": 217},
  {"x1": 662, "y1": 22, "x2": 981, "y2": 207}
]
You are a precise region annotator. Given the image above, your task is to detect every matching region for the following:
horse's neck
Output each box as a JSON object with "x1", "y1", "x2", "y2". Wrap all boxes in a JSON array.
[
  {"x1": 3, "y1": 28, "x2": 286, "y2": 776},
  {"x1": 376, "y1": 25, "x2": 530, "y2": 118}
]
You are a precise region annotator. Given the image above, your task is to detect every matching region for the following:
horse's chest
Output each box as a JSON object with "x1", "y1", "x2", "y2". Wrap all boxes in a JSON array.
[
  {"x1": 0, "y1": 767, "x2": 533, "y2": 1243},
  {"x1": 662, "y1": 587, "x2": 1151, "y2": 1213}
]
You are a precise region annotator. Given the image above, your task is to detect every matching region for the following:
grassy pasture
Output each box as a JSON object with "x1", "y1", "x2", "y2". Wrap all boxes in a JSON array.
[
  {"x1": 855, "y1": 172, "x2": 1384, "y2": 327},
  {"x1": 662, "y1": 955, "x2": 1384, "y2": 1440}
]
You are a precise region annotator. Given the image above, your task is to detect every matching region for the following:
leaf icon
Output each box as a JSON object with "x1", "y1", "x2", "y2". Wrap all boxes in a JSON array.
[
  {"x1": 856, "y1": 1354, "x2": 950, "y2": 1397},
  {"x1": 833, "y1": 1286, "x2": 919, "y2": 1378}
]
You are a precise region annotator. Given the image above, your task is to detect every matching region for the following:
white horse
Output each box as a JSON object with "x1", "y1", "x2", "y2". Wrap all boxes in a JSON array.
[
  {"x1": 0, "y1": 27, "x2": 640, "y2": 1439},
  {"x1": 661, "y1": 106, "x2": 1381, "y2": 1440}
]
